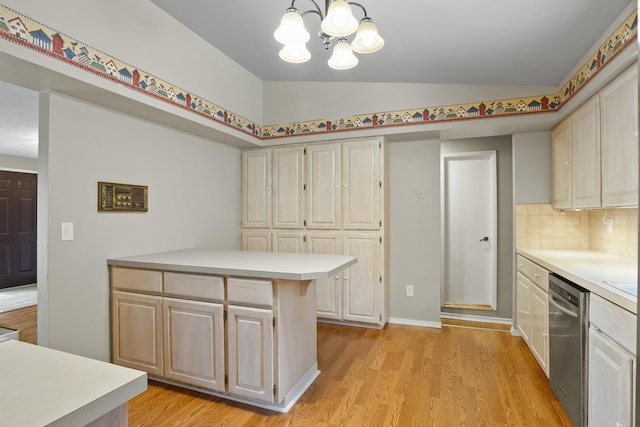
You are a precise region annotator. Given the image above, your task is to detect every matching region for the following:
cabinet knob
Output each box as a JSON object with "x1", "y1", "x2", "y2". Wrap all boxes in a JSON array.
[{"x1": 534, "y1": 273, "x2": 539, "y2": 278}]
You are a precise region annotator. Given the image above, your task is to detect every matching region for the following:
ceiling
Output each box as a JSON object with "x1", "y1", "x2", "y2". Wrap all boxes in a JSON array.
[{"x1": 0, "y1": 0, "x2": 633, "y2": 159}]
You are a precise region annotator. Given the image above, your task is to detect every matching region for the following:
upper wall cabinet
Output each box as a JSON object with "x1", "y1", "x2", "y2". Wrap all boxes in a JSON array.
[
  {"x1": 342, "y1": 140, "x2": 382, "y2": 230},
  {"x1": 241, "y1": 146, "x2": 305, "y2": 229},
  {"x1": 600, "y1": 65, "x2": 639, "y2": 207},
  {"x1": 306, "y1": 143, "x2": 341, "y2": 229},
  {"x1": 552, "y1": 64, "x2": 638, "y2": 209}
]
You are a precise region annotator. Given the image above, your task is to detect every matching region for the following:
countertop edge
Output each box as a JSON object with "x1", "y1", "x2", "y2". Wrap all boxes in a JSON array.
[{"x1": 517, "y1": 248, "x2": 637, "y2": 314}]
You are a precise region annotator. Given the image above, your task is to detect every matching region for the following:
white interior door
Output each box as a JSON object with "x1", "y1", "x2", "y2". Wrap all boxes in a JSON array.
[{"x1": 441, "y1": 151, "x2": 497, "y2": 310}]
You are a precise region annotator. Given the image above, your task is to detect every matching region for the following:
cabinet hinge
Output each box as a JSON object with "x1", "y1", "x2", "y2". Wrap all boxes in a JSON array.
[
  {"x1": 303, "y1": 235, "x2": 307, "y2": 242},
  {"x1": 379, "y1": 181, "x2": 382, "y2": 188},
  {"x1": 379, "y1": 220, "x2": 382, "y2": 227},
  {"x1": 379, "y1": 237, "x2": 382, "y2": 244},
  {"x1": 303, "y1": 220, "x2": 307, "y2": 227},
  {"x1": 379, "y1": 142, "x2": 381, "y2": 149},
  {"x1": 304, "y1": 148, "x2": 307, "y2": 155},
  {"x1": 223, "y1": 310, "x2": 227, "y2": 321},
  {"x1": 225, "y1": 374, "x2": 228, "y2": 384},
  {"x1": 273, "y1": 385, "x2": 277, "y2": 396},
  {"x1": 379, "y1": 314, "x2": 382, "y2": 322},
  {"x1": 379, "y1": 276, "x2": 382, "y2": 283},
  {"x1": 273, "y1": 317, "x2": 276, "y2": 328},
  {"x1": 303, "y1": 183, "x2": 307, "y2": 190}
]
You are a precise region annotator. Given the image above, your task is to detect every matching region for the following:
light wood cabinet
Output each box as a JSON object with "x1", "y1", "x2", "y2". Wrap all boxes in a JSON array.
[
  {"x1": 600, "y1": 65, "x2": 639, "y2": 207},
  {"x1": 571, "y1": 96, "x2": 601, "y2": 209},
  {"x1": 515, "y1": 255, "x2": 549, "y2": 377},
  {"x1": 552, "y1": 65, "x2": 638, "y2": 209},
  {"x1": 242, "y1": 149, "x2": 271, "y2": 228},
  {"x1": 227, "y1": 305, "x2": 274, "y2": 403},
  {"x1": 112, "y1": 290, "x2": 164, "y2": 376},
  {"x1": 588, "y1": 328, "x2": 634, "y2": 427},
  {"x1": 343, "y1": 231, "x2": 382, "y2": 324},
  {"x1": 589, "y1": 293, "x2": 637, "y2": 427},
  {"x1": 342, "y1": 139, "x2": 381, "y2": 230},
  {"x1": 306, "y1": 143, "x2": 341, "y2": 229},
  {"x1": 307, "y1": 231, "x2": 342, "y2": 320},
  {"x1": 272, "y1": 146, "x2": 305, "y2": 229},
  {"x1": 163, "y1": 297, "x2": 225, "y2": 391},
  {"x1": 110, "y1": 266, "x2": 320, "y2": 410},
  {"x1": 241, "y1": 137, "x2": 388, "y2": 328}
]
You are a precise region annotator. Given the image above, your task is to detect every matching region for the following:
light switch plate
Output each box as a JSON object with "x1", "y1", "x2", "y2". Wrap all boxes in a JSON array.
[{"x1": 61, "y1": 222, "x2": 74, "y2": 241}]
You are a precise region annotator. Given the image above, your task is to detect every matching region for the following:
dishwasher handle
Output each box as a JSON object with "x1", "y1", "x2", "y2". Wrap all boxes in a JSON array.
[{"x1": 549, "y1": 293, "x2": 579, "y2": 318}]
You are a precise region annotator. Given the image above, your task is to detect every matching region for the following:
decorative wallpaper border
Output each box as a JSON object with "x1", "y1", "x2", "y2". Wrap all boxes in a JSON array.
[{"x1": 0, "y1": 4, "x2": 637, "y2": 141}]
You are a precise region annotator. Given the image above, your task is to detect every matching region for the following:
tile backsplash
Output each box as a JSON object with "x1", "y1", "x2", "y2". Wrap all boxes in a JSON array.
[{"x1": 516, "y1": 204, "x2": 638, "y2": 260}]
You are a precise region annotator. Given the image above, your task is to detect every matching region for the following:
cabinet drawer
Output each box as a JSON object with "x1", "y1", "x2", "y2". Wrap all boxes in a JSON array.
[
  {"x1": 227, "y1": 278, "x2": 273, "y2": 307},
  {"x1": 111, "y1": 267, "x2": 162, "y2": 293},
  {"x1": 516, "y1": 255, "x2": 548, "y2": 292},
  {"x1": 590, "y1": 293, "x2": 636, "y2": 355},
  {"x1": 164, "y1": 272, "x2": 224, "y2": 301}
]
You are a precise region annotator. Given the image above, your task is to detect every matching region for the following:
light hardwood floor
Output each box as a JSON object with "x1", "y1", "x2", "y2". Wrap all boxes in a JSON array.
[
  {"x1": 129, "y1": 322, "x2": 572, "y2": 427},
  {"x1": 0, "y1": 308, "x2": 571, "y2": 426}
]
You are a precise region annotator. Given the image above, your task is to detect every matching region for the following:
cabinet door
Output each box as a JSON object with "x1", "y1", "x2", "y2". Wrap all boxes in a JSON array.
[
  {"x1": 241, "y1": 228, "x2": 271, "y2": 252},
  {"x1": 227, "y1": 305, "x2": 274, "y2": 403},
  {"x1": 343, "y1": 231, "x2": 381, "y2": 324},
  {"x1": 307, "y1": 143, "x2": 341, "y2": 229},
  {"x1": 163, "y1": 298, "x2": 225, "y2": 391},
  {"x1": 242, "y1": 149, "x2": 271, "y2": 228},
  {"x1": 307, "y1": 231, "x2": 342, "y2": 320},
  {"x1": 112, "y1": 290, "x2": 163, "y2": 376},
  {"x1": 272, "y1": 146, "x2": 305, "y2": 229},
  {"x1": 272, "y1": 230, "x2": 305, "y2": 254},
  {"x1": 600, "y1": 65, "x2": 639, "y2": 207},
  {"x1": 552, "y1": 119, "x2": 572, "y2": 209},
  {"x1": 343, "y1": 139, "x2": 381, "y2": 230},
  {"x1": 529, "y1": 284, "x2": 549, "y2": 377},
  {"x1": 588, "y1": 328, "x2": 634, "y2": 427},
  {"x1": 516, "y1": 272, "x2": 531, "y2": 343},
  {"x1": 571, "y1": 96, "x2": 601, "y2": 209}
]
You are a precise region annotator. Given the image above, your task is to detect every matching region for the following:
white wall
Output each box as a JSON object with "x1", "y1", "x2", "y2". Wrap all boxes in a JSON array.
[
  {"x1": 39, "y1": 92, "x2": 240, "y2": 360},
  {"x1": 0, "y1": 154, "x2": 38, "y2": 172},
  {"x1": 3, "y1": 0, "x2": 263, "y2": 124},
  {"x1": 388, "y1": 139, "x2": 441, "y2": 324},
  {"x1": 513, "y1": 132, "x2": 552, "y2": 204}
]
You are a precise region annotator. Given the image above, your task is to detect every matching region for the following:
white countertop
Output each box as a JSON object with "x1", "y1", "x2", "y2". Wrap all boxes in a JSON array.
[
  {"x1": 108, "y1": 248, "x2": 357, "y2": 281},
  {"x1": 517, "y1": 248, "x2": 638, "y2": 314},
  {"x1": 0, "y1": 339, "x2": 147, "y2": 426}
]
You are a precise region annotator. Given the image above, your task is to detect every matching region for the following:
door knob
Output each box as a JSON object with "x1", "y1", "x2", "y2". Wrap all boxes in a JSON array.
[{"x1": 479, "y1": 236, "x2": 489, "y2": 242}]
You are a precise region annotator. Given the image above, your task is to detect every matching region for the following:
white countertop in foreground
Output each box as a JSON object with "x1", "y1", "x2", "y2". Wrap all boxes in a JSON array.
[
  {"x1": 108, "y1": 248, "x2": 357, "y2": 281},
  {"x1": 0, "y1": 339, "x2": 147, "y2": 426},
  {"x1": 517, "y1": 248, "x2": 638, "y2": 314}
]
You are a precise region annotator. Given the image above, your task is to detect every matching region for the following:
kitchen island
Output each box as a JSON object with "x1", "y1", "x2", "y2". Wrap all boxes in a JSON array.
[
  {"x1": 107, "y1": 249, "x2": 356, "y2": 413},
  {"x1": 0, "y1": 339, "x2": 146, "y2": 426}
]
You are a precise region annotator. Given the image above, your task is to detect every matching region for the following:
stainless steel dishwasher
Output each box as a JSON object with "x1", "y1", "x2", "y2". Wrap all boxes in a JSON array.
[{"x1": 548, "y1": 273, "x2": 589, "y2": 427}]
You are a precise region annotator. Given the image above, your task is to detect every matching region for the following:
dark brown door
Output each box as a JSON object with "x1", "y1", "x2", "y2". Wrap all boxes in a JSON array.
[{"x1": 0, "y1": 171, "x2": 37, "y2": 289}]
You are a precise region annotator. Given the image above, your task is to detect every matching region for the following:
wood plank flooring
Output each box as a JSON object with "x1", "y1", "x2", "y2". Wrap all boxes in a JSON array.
[
  {"x1": 0, "y1": 305, "x2": 37, "y2": 344},
  {"x1": 129, "y1": 322, "x2": 573, "y2": 427}
]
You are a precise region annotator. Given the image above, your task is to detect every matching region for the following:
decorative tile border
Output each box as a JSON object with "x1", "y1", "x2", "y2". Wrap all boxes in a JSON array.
[{"x1": 0, "y1": 4, "x2": 636, "y2": 141}]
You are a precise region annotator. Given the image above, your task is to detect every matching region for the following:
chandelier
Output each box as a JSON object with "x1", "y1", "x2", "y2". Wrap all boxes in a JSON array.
[{"x1": 274, "y1": 0, "x2": 384, "y2": 70}]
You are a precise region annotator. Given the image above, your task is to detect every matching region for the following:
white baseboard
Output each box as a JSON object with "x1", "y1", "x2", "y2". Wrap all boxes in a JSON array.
[{"x1": 387, "y1": 317, "x2": 442, "y2": 329}]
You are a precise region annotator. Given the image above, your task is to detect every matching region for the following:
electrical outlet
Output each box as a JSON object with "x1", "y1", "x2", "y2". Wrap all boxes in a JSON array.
[
  {"x1": 606, "y1": 219, "x2": 613, "y2": 234},
  {"x1": 406, "y1": 285, "x2": 414, "y2": 297}
]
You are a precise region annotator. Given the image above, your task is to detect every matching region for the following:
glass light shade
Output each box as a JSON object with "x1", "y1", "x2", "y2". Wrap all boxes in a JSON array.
[
  {"x1": 351, "y1": 19, "x2": 384, "y2": 54},
  {"x1": 279, "y1": 43, "x2": 311, "y2": 63},
  {"x1": 320, "y1": 0, "x2": 358, "y2": 37},
  {"x1": 328, "y1": 39, "x2": 358, "y2": 70},
  {"x1": 274, "y1": 10, "x2": 310, "y2": 45}
]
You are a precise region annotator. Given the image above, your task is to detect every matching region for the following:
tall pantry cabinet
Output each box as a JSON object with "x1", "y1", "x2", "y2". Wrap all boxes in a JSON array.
[{"x1": 240, "y1": 137, "x2": 389, "y2": 327}]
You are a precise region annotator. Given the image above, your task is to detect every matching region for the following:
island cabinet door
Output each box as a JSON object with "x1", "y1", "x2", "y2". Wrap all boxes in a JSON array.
[
  {"x1": 227, "y1": 305, "x2": 274, "y2": 403},
  {"x1": 112, "y1": 290, "x2": 164, "y2": 376},
  {"x1": 163, "y1": 298, "x2": 225, "y2": 391}
]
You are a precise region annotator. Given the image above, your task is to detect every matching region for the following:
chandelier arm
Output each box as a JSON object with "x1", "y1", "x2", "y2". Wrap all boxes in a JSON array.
[
  {"x1": 291, "y1": 0, "x2": 325, "y2": 18},
  {"x1": 347, "y1": 2, "x2": 369, "y2": 18}
]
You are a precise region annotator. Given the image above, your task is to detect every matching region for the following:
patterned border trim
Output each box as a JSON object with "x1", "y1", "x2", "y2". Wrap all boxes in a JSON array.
[{"x1": 0, "y1": 4, "x2": 636, "y2": 141}]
